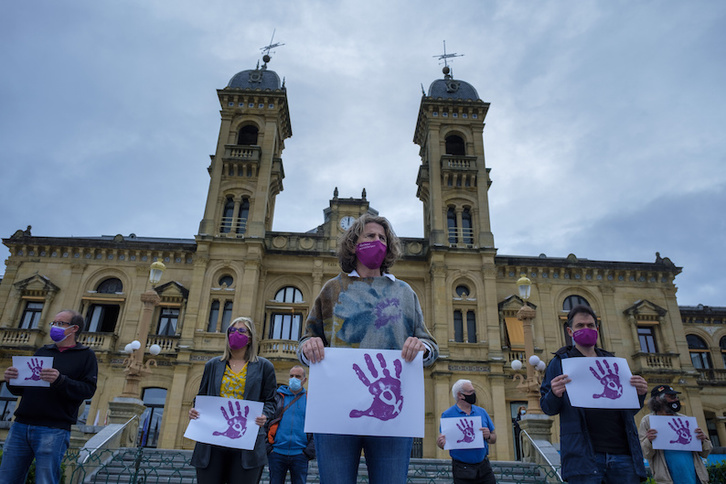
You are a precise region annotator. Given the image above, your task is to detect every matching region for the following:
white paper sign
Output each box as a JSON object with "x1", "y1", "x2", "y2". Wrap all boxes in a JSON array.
[
  {"x1": 10, "y1": 356, "x2": 52, "y2": 387},
  {"x1": 184, "y1": 396, "x2": 264, "y2": 450},
  {"x1": 650, "y1": 415, "x2": 703, "y2": 452},
  {"x1": 561, "y1": 357, "x2": 640, "y2": 409},
  {"x1": 441, "y1": 416, "x2": 485, "y2": 450},
  {"x1": 304, "y1": 348, "x2": 424, "y2": 437}
]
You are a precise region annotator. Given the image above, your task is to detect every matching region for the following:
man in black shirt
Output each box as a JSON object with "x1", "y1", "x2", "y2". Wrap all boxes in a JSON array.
[
  {"x1": 1, "y1": 309, "x2": 98, "y2": 484},
  {"x1": 540, "y1": 305, "x2": 648, "y2": 484}
]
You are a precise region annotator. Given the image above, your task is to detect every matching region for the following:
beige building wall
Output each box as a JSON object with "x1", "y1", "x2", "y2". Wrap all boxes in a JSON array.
[{"x1": 1, "y1": 61, "x2": 724, "y2": 460}]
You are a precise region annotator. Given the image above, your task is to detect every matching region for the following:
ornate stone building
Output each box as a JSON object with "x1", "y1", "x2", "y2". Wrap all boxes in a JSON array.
[{"x1": 1, "y1": 56, "x2": 724, "y2": 459}]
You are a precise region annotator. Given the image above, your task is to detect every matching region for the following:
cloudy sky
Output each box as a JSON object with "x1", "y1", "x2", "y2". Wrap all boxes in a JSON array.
[{"x1": 1, "y1": 1, "x2": 724, "y2": 306}]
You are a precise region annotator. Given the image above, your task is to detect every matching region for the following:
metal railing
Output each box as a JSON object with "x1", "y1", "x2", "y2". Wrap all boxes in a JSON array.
[{"x1": 519, "y1": 429, "x2": 563, "y2": 483}]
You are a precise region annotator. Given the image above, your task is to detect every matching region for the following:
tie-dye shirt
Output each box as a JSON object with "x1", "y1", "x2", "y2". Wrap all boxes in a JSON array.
[
  {"x1": 220, "y1": 362, "x2": 247, "y2": 399},
  {"x1": 299, "y1": 273, "x2": 438, "y2": 366}
]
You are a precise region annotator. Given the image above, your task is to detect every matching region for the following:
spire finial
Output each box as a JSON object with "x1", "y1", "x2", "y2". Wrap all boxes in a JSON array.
[
  {"x1": 260, "y1": 29, "x2": 285, "y2": 68},
  {"x1": 433, "y1": 40, "x2": 463, "y2": 78}
]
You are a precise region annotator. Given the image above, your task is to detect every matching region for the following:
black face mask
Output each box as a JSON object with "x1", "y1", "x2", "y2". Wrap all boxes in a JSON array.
[
  {"x1": 669, "y1": 399, "x2": 681, "y2": 413},
  {"x1": 462, "y1": 392, "x2": 476, "y2": 405}
]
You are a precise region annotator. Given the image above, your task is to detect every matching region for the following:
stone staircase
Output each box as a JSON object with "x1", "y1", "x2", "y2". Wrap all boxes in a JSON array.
[{"x1": 78, "y1": 448, "x2": 559, "y2": 483}]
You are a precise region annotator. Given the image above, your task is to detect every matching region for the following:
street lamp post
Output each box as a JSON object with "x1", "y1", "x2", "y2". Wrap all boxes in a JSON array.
[
  {"x1": 511, "y1": 275, "x2": 546, "y2": 414},
  {"x1": 120, "y1": 261, "x2": 165, "y2": 399}
]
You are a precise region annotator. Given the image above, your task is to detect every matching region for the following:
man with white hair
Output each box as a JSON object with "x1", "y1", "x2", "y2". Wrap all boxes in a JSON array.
[{"x1": 436, "y1": 379, "x2": 497, "y2": 484}]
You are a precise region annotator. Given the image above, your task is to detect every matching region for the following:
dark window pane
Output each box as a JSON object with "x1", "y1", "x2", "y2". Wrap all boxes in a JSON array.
[
  {"x1": 445, "y1": 135, "x2": 465, "y2": 156},
  {"x1": 454, "y1": 310, "x2": 463, "y2": 342},
  {"x1": 85, "y1": 304, "x2": 119, "y2": 333},
  {"x1": 466, "y1": 311, "x2": 477, "y2": 343},
  {"x1": 447, "y1": 207, "x2": 457, "y2": 244},
  {"x1": 207, "y1": 300, "x2": 220, "y2": 332},
  {"x1": 157, "y1": 308, "x2": 179, "y2": 336},
  {"x1": 19, "y1": 301, "x2": 44, "y2": 329},
  {"x1": 220, "y1": 301, "x2": 233, "y2": 332},
  {"x1": 236, "y1": 199, "x2": 250, "y2": 234}
]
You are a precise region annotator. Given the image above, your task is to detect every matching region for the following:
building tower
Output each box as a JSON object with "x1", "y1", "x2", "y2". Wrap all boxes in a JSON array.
[
  {"x1": 198, "y1": 54, "x2": 292, "y2": 240},
  {"x1": 413, "y1": 65, "x2": 494, "y2": 250}
]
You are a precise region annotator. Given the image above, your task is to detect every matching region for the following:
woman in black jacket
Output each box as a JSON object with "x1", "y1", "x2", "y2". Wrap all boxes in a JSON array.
[{"x1": 189, "y1": 317, "x2": 277, "y2": 483}]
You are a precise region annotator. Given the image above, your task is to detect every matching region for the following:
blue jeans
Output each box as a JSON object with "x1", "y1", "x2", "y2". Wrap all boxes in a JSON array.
[
  {"x1": 268, "y1": 451, "x2": 309, "y2": 484},
  {"x1": 0, "y1": 422, "x2": 70, "y2": 484},
  {"x1": 314, "y1": 433, "x2": 412, "y2": 484},
  {"x1": 566, "y1": 452, "x2": 642, "y2": 484}
]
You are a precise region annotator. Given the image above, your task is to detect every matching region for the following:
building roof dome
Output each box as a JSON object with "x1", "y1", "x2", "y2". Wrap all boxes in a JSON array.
[
  {"x1": 227, "y1": 55, "x2": 283, "y2": 90},
  {"x1": 426, "y1": 66, "x2": 479, "y2": 101}
]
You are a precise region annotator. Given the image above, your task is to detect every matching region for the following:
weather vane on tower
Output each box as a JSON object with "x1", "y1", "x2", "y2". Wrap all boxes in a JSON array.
[
  {"x1": 433, "y1": 40, "x2": 463, "y2": 78},
  {"x1": 260, "y1": 29, "x2": 285, "y2": 68}
]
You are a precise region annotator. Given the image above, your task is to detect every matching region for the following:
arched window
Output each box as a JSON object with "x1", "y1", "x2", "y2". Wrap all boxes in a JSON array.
[
  {"x1": 563, "y1": 295, "x2": 590, "y2": 311},
  {"x1": 687, "y1": 335, "x2": 712, "y2": 369},
  {"x1": 97, "y1": 278, "x2": 123, "y2": 294},
  {"x1": 85, "y1": 278, "x2": 123, "y2": 333},
  {"x1": 453, "y1": 284, "x2": 477, "y2": 343},
  {"x1": 220, "y1": 197, "x2": 235, "y2": 233},
  {"x1": 274, "y1": 287, "x2": 303, "y2": 303},
  {"x1": 447, "y1": 207, "x2": 457, "y2": 244},
  {"x1": 269, "y1": 286, "x2": 304, "y2": 340},
  {"x1": 218, "y1": 275, "x2": 234, "y2": 287},
  {"x1": 236, "y1": 198, "x2": 250, "y2": 234},
  {"x1": 445, "y1": 135, "x2": 465, "y2": 156},
  {"x1": 721, "y1": 336, "x2": 726, "y2": 367},
  {"x1": 237, "y1": 125, "x2": 258, "y2": 145},
  {"x1": 462, "y1": 208, "x2": 473, "y2": 245}
]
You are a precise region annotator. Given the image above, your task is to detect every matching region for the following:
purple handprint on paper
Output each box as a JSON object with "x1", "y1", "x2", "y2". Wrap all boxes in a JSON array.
[
  {"x1": 25, "y1": 358, "x2": 44, "y2": 381},
  {"x1": 668, "y1": 418, "x2": 693, "y2": 445},
  {"x1": 590, "y1": 360, "x2": 623, "y2": 399},
  {"x1": 212, "y1": 400, "x2": 249, "y2": 439},
  {"x1": 349, "y1": 352, "x2": 403, "y2": 421},
  {"x1": 456, "y1": 419, "x2": 476, "y2": 443}
]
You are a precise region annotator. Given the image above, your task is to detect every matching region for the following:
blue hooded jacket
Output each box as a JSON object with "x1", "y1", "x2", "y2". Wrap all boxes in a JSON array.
[
  {"x1": 270, "y1": 385, "x2": 315, "y2": 458},
  {"x1": 540, "y1": 346, "x2": 646, "y2": 481}
]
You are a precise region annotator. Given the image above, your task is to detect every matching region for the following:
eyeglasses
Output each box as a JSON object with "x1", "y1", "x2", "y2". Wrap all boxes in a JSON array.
[
  {"x1": 228, "y1": 327, "x2": 248, "y2": 334},
  {"x1": 50, "y1": 321, "x2": 73, "y2": 327}
]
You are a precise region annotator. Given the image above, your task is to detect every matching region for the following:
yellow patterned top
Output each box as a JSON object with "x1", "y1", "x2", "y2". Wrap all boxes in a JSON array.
[{"x1": 220, "y1": 362, "x2": 247, "y2": 399}]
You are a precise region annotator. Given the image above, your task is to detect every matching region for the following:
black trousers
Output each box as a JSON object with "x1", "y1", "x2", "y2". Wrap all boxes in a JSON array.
[
  {"x1": 195, "y1": 445, "x2": 264, "y2": 484},
  {"x1": 452, "y1": 458, "x2": 497, "y2": 484}
]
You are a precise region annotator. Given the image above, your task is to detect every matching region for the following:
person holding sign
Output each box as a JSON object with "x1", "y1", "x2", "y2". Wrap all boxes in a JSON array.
[
  {"x1": 436, "y1": 379, "x2": 497, "y2": 484},
  {"x1": 0, "y1": 310, "x2": 98, "y2": 484},
  {"x1": 638, "y1": 385, "x2": 712, "y2": 484},
  {"x1": 539, "y1": 305, "x2": 649, "y2": 484},
  {"x1": 298, "y1": 214, "x2": 438, "y2": 484},
  {"x1": 189, "y1": 317, "x2": 277, "y2": 484}
]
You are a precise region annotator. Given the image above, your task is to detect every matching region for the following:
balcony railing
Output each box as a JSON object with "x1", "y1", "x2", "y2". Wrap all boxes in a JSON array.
[
  {"x1": 696, "y1": 368, "x2": 726, "y2": 385},
  {"x1": 0, "y1": 327, "x2": 46, "y2": 348},
  {"x1": 78, "y1": 332, "x2": 118, "y2": 353},
  {"x1": 631, "y1": 352, "x2": 681, "y2": 371},
  {"x1": 441, "y1": 155, "x2": 477, "y2": 171},
  {"x1": 258, "y1": 339, "x2": 299, "y2": 360},
  {"x1": 223, "y1": 145, "x2": 261, "y2": 161},
  {"x1": 146, "y1": 335, "x2": 178, "y2": 354}
]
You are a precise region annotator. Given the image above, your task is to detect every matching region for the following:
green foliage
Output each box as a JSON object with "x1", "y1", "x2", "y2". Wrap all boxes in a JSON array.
[{"x1": 708, "y1": 460, "x2": 726, "y2": 483}]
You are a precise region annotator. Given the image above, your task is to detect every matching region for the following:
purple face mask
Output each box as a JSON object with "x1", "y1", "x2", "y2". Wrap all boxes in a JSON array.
[
  {"x1": 228, "y1": 332, "x2": 249, "y2": 350},
  {"x1": 50, "y1": 326, "x2": 69, "y2": 342},
  {"x1": 572, "y1": 328, "x2": 598, "y2": 347},
  {"x1": 356, "y1": 240, "x2": 387, "y2": 270}
]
